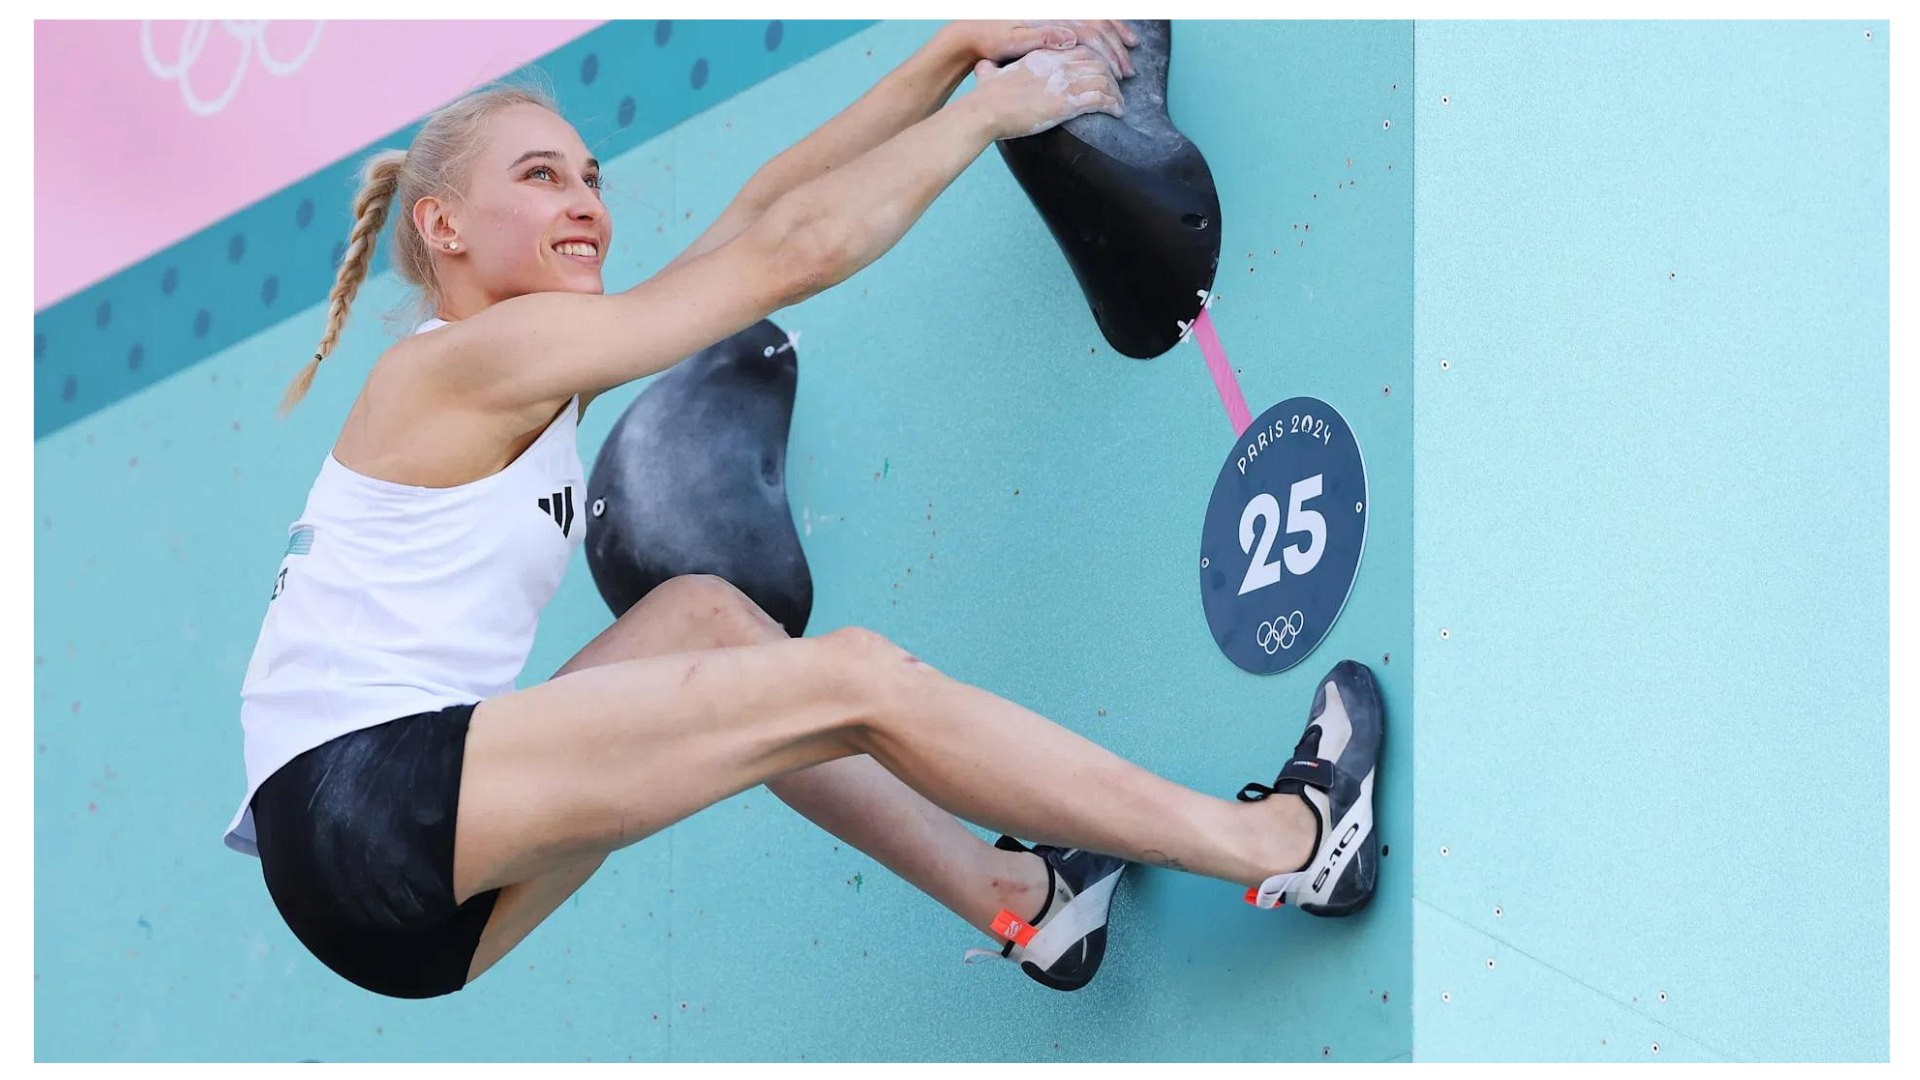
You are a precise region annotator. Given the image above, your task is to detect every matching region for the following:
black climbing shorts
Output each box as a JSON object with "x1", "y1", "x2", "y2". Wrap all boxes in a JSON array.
[{"x1": 250, "y1": 702, "x2": 499, "y2": 999}]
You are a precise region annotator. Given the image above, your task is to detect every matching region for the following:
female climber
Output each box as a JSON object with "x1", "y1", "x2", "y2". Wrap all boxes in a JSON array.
[{"x1": 228, "y1": 19, "x2": 1384, "y2": 1000}]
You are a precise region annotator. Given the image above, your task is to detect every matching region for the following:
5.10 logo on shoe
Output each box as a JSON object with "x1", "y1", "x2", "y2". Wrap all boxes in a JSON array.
[{"x1": 1198, "y1": 397, "x2": 1367, "y2": 675}]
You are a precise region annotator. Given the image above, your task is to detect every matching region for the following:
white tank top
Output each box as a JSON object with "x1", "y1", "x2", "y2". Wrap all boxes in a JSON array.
[{"x1": 223, "y1": 318, "x2": 586, "y2": 855}]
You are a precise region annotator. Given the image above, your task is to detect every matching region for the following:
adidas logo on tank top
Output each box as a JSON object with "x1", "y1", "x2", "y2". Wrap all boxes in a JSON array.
[{"x1": 537, "y1": 486, "x2": 576, "y2": 536}]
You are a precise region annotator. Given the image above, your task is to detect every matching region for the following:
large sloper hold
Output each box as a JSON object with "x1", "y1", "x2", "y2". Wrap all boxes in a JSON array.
[
  {"x1": 585, "y1": 319, "x2": 813, "y2": 637},
  {"x1": 996, "y1": 19, "x2": 1222, "y2": 359}
]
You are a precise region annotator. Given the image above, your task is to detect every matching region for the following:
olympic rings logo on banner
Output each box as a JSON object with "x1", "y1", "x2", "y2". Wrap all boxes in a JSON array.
[
  {"x1": 140, "y1": 21, "x2": 325, "y2": 118},
  {"x1": 1255, "y1": 610, "x2": 1305, "y2": 655}
]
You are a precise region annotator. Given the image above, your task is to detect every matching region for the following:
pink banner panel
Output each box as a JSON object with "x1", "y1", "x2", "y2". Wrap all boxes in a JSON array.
[{"x1": 35, "y1": 19, "x2": 605, "y2": 310}]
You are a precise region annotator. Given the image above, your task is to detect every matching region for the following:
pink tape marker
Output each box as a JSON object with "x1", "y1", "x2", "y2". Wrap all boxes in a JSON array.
[{"x1": 1191, "y1": 307, "x2": 1254, "y2": 436}]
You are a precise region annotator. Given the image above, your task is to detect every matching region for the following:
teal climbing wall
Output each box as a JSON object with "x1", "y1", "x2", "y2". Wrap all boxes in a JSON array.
[
  {"x1": 35, "y1": 20, "x2": 1415, "y2": 1061},
  {"x1": 1410, "y1": 20, "x2": 1888, "y2": 1063}
]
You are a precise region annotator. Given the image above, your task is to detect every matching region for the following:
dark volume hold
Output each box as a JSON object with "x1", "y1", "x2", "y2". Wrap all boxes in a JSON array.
[
  {"x1": 995, "y1": 20, "x2": 1221, "y2": 359},
  {"x1": 584, "y1": 319, "x2": 813, "y2": 637}
]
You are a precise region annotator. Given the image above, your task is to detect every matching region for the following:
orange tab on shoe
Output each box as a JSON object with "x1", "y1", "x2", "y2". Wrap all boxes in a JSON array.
[
  {"x1": 1245, "y1": 872, "x2": 1300, "y2": 910},
  {"x1": 991, "y1": 909, "x2": 1040, "y2": 947},
  {"x1": 1245, "y1": 885, "x2": 1290, "y2": 909}
]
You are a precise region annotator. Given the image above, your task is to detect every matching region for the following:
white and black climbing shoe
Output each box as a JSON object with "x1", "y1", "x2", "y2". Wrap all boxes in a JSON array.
[
  {"x1": 1237, "y1": 659, "x2": 1384, "y2": 916},
  {"x1": 964, "y1": 836, "x2": 1128, "y2": 991}
]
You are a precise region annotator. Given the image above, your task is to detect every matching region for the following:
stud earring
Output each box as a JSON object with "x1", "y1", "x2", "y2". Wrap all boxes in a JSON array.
[{"x1": 446, "y1": 241, "x2": 459, "y2": 251}]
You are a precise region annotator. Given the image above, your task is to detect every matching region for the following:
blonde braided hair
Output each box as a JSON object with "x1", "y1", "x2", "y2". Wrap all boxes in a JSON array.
[{"x1": 279, "y1": 79, "x2": 561, "y2": 415}]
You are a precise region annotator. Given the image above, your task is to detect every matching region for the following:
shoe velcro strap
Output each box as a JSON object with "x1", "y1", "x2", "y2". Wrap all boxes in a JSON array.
[{"x1": 1277, "y1": 756, "x2": 1335, "y2": 792}]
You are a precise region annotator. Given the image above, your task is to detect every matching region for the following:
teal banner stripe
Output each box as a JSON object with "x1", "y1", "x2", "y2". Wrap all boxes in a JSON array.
[
  {"x1": 285, "y1": 526, "x2": 315, "y2": 556},
  {"x1": 33, "y1": 19, "x2": 874, "y2": 440}
]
